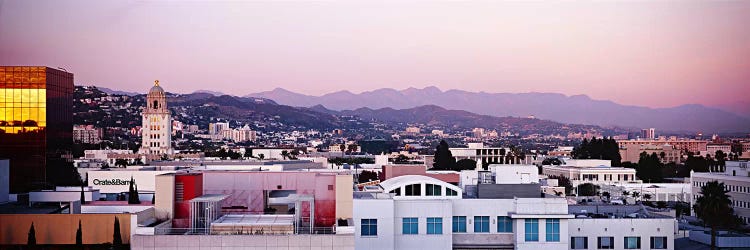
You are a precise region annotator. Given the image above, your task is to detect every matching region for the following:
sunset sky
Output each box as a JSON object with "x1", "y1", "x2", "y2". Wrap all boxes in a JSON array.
[{"x1": 1, "y1": 1, "x2": 748, "y2": 109}]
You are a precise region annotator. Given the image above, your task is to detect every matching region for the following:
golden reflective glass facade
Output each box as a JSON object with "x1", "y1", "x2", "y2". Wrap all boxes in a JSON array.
[{"x1": 0, "y1": 66, "x2": 73, "y2": 192}]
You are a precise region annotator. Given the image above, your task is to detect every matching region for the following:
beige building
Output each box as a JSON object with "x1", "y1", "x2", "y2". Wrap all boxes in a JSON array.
[
  {"x1": 139, "y1": 80, "x2": 173, "y2": 155},
  {"x1": 617, "y1": 139, "x2": 708, "y2": 154},
  {"x1": 691, "y1": 161, "x2": 750, "y2": 225},
  {"x1": 619, "y1": 144, "x2": 682, "y2": 164}
]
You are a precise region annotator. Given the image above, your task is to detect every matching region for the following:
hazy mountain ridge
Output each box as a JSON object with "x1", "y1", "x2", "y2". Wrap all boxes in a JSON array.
[{"x1": 246, "y1": 87, "x2": 750, "y2": 133}]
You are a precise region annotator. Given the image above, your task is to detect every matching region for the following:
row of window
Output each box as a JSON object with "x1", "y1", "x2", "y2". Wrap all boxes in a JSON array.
[
  {"x1": 366, "y1": 216, "x2": 560, "y2": 242},
  {"x1": 732, "y1": 199, "x2": 750, "y2": 209},
  {"x1": 401, "y1": 217, "x2": 443, "y2": 235},
  {"x1": 694, "y1": 181, "x2": 750, "y2": 194},
  {"x1": 390, "y1": 184, "x2": 459, "y2": 197},
  {"x1": 451, "y1": 216, "x2": 514, "y2": 234},
  {"x1": 571, "y1": 236, "x2": 667, "y2": 249}
]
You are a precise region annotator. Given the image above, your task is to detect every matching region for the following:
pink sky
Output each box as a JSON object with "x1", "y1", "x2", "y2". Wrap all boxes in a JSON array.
[{"x1": 1, "y1": 1, "x2": 748, "y2": 109}]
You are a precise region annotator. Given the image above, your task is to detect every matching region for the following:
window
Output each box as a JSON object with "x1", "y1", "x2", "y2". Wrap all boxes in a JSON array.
[
  {"x1": 361, "y1": 219, "x2": 377, "y2": 236},
  {"x1": 402, "y1": 217, "x2": 418, "y2": 234},
  {"x1": 624, "y1": 237, "x2": 640, "y2": 249},
  {"x1": 405, "y1": 184, "x2": 421, "y2": 196},
  {"x1": 650, "y1": 237, "x2": 667, "y2": 249},
  {"x1": 524, "y1": 219, "x2": 539, "y2": 242},
  {"x1": 571, "y1": 237, "x2": 588, "y2": 249},
  {"x1": 474, "y1": 216, "x2": 490, "y2": 233},
  {"x1": 427, "y1": 217, "x2": 443, "y2": 235},
  {"x1": 446, "y1": 188, "x2": 458, "y2": 196},
  {"x1": 597, "y1": 237, "x2": 614, "y2": 249},
  {"x1": 452, "y1": 216, "x2": 467, "y2": 233},
  {"x1": 426, "y1": 184, "x2": 442, "y2": 196},
  {"x1": 546, "y1": 219, "x2": 560, "y2": 242},
  {"x1": 389, "y1": 187, "x2": 401, "y2": 196},
  {"x1": 497, "y1": 216, "x2": 513, "y2": 232}
]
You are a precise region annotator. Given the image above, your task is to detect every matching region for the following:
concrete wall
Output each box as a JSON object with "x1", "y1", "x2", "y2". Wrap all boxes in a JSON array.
[
  {"x1": 335, "y1": 174, "x2": 353, "y2": 221},
  {"x1": 131, "y1": 234, "x2": 354, "y2": 250},
  {"x1": 354, "y1": 199, "x2": 395, "y2": 250},
  {"x1": 0, "y1": 159, "x2": 8, "y2": 203},
  {"x1": 393, "y1": 200, "x2": 453, "y2": 249},
  {"x1": 0, "y1": 214, "x2": 132, "y2": 245},
  {"x1": 155, "y1": 173, "x2": 175, "y2": 221}
]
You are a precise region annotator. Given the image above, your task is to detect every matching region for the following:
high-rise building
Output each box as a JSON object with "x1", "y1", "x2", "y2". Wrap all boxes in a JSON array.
[
  {"x1": 139, "y1": 80, "x2": 173, "y2": 155},
  {"x1": 0, "y1": 66, "x2": 73, "y2": 192},
  {"x1": 641, "y1": 128, "x2": 656, "y2": 140}
]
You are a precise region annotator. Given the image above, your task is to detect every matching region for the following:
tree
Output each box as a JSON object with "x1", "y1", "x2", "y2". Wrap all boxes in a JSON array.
[
  {"x1": 358, "y1": 170, "x2": 378, "y2": 183},
  {"x1": 541, "y1": 158, "x2": 562, "y2": 165},
  {"x1": 258, "y1": 153, "x2": 265, "y2": 160},
  {"x1": 244, "y1": 148, "x2": 253, "y2": 158},
  {"x1": 80, "y1": 185, "x2": 86, "y2": 204},
  {"x1": 602, "y1": 191, "x2": 611, "y2": 201},
  {"x1": 643, "y1": 194, "x2": 652, "y2": 201},
  {"x1": 339, "y1": 144, "x2": 346, "y2": 157},
  {"x1": 27, "y1": 222, "x2": 36, "y2": 245},
  {"x1": 281, "y1": 150, "x2": 289, "y2": 160},
  {"x1": 432, "y1": 140, "x2": 456, "y2": 170},
  {"x1": 115, "y1": 159, "x2": 128, "y2": 168},
  {"x1": 571, "y1": 137, "x2": 622, "y2": 166},
  {"x1": 128, "y1": 176, "x2": 141, "y2": 204},
  {"x1": 113, "y1": 217, "x2": 123, "y2": 246},
  {"x1": 347, "y1": 144, "x2": 359, "y2": 155},
  {"x1": 636, "y1": 152, "x2": 663, "y2": 183},
  {"x1": 289, "y1": 150, "x2": 299, "y2": 160},
  {"x1": 631, "y1": 191, "x2": 641, "y2": 201},
  {"x1": 76, "y1": 220, "x2": 83, "y2": 245},
  {"x1": 577, "y1": 183, "x2": 600, "y2": 196},
  {"x1": 455, "y1": 159, "x2": 477, "y2": 171},
  {"x1": 693, "y1": 181, "x2": 738, "y2": 250}
]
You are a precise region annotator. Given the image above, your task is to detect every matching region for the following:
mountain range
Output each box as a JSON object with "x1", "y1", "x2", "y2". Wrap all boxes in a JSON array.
[{"x1": 246, "y1": 87, "x2": 750, "y2": 133}]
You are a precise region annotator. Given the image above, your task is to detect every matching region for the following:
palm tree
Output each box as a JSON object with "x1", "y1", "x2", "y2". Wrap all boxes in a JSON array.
[
  {"x1": 643, "y1": 194, "x2": 652, "y2": 202},
  {"x1": 622, "y1": 190, "x2": 630, "y2": 197},
  {"x1": 602, "y1": 192, "x2": 611, "y2": 201},
  {"x1": 631, "y1": 191, "x2": 640, "y2": 202},
  {"x1": 694, "y1": 181, "x2": 736, "y2": 250}
]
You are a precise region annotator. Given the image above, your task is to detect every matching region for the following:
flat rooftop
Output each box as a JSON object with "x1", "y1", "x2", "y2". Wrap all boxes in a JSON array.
[{"x1": 212, "y1": 214, "x2": 294, "y2": 226}]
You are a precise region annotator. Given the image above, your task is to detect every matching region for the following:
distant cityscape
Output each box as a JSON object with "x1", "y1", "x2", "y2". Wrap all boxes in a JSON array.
[{"x1": 1, "y1": 66, "x2": 749, "y2": 250}]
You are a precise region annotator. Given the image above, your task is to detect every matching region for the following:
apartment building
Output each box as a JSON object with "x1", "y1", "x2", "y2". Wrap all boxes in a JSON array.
[
  {"x1": 691, "y1": 161, "x2": 750, "y2": 225},
  {"x1": 353, "y1": 174, "x2": 674, "y2": 250}
]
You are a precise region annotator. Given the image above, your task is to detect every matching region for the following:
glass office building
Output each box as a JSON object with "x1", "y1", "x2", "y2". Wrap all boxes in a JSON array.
[{"x1": 0, "y1": 66, "x2": 73, "y2": 192}]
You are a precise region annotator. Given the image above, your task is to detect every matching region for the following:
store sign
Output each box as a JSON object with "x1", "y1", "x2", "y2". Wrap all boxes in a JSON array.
[{"x1": 92, "y1": 178, "x2": 131, "y2": 186}]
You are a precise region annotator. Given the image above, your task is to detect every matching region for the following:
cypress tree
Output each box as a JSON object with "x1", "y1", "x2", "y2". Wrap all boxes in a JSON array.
[
  {"x1": 128, "y1": 176, "x2": 141, "y2": 204},
  {"x1": 80, "y1": 185, "x2": 86, "y2": 204},
  {"x1": 76, "y1": 220, "x2": 83, "y2": 245},
  {"x1": 113, "y1": 217, "x2": 122, "y2": 246},
  {"x1": 27, "y1": 222, "x2": 36, "y2": 245}
]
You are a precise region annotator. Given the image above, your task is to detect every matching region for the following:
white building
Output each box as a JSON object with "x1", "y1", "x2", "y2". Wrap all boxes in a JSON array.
[
  {"x1": 449, "y1": 143, "x2": 532, "y2": 166},
  {"x1": 459, "y1": 164, "x2": 538, "y2": 190},
  {"x1": 542, "y1": 159, "x2": 639, "y2": 186},
  {"x1": 691, "y1": 161, "x2": 750, "y2": 225},
  {"x1": 354, "y1": 175, "x2": 573, "y2": 250},
  {"x1": 139, "y1": 80, "x2": 173, "y2": 155}
]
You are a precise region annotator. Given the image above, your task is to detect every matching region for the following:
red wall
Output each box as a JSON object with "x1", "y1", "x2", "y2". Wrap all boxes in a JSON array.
[{"x1": 173, "y1": 173, "x2": 203, "y2": 228}]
